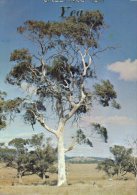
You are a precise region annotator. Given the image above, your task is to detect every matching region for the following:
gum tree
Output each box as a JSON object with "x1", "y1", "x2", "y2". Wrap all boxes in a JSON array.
[
  {"x1": 28, "y1": 134, "x2": 57, "y2": 182},
  {"x1": 97, "y1": 145, "x2": 132, "y2": 178},
  {"x1": 8, "y1": 134, "x2": 56, "y2": 183},
  {"x1": 128, "y1": 139, "x2": 137, "y2": 180},
  {"x1": 8, "y1": 138, "x2": 29, "y2": 183},
  {"x1": 6, "y1": 11, "x2": 120, "y2": 186}
]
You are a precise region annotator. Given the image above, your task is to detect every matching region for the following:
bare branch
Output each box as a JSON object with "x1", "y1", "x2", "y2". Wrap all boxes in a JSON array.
[
  {"x1": 64, "y1": 139, "x2": 77, "y2": 153},
  {"x1": 91, "y1": 46, "x2": 116, "y2": 58},
  {"x1": 29, "y1": 109, "x2": 57, "y2": 136},
  {"x1": 78, "y1": 49, "x2": 88, "y2": 76}
]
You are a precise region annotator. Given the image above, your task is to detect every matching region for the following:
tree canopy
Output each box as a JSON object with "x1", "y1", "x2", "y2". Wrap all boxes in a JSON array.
[
  {"x1": 6, "y1": 11, "x2": 119, "y2": 123},
  {"x1": 0, "y1": 133, "x2": 57, "y2": 183},
  {"x1": 97, "y1": 145, "x2": 134, "y2": 178}
]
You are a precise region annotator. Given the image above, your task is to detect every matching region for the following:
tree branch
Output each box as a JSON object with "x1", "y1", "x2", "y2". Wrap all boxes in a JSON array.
[
  {"x1": 78, "y1": 49, "x2": 91, "y2": 76},
  {"x1": 64, "y1": 138, "x2": 77, "y2": 153},
  {"x1": 29, "y1": 110, "x2": 57, "y2": 136},
  {"x1": 91, "y1": 46, "x2": 116, "y2": 58}
]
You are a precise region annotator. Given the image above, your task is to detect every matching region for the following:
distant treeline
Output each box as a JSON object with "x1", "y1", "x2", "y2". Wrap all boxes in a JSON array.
[{"x1": 65, "y1": 156, "x2": 105, "y2": 164}]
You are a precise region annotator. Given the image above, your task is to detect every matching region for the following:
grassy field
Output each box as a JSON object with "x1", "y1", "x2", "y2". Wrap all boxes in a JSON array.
[{"x1": 0, "y1": 163, "x2": 136, "y2": 195}]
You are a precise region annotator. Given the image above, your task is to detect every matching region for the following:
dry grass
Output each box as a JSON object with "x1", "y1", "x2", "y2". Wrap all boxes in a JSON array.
[{"x1": 0, "y1": 163, "x2": 136, "y2": 195}]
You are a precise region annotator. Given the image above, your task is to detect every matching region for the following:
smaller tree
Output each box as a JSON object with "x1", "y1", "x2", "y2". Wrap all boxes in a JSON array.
[
  {"x1": 97, "y1": 145, "x2": 132, "y2": 179},
  {"x1": 0, "y1": 91, "x2": 7, "y2": 129},
  {"x1": 8, "y1": 138, "x2": 29, "y2": 183},
  {"x1": 28, "y1": 134, "x2": 57, "y2": 181},
  {"x1": 130, "y1": 156, "x2": 137, "y2": 179},
  {"x1": 128, "y1": 139, "x2": 137, "y2": 179},
  {"x1": 0, "y1": 143, "x2": 16, "y2": 166},
  {"x1": 97, "y1": 159, "x2": 116, "y2": 178},
  {"x1": 5, "y1": 133, "x2": 57, "y2": 184}
]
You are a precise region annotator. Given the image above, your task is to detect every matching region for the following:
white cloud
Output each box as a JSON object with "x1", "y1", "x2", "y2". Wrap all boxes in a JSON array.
[
  {"x1": 108, "y1": 59, "x2": 137, "y2": 81},
  {"x1": 82, "y1": 115, "x2": 137, "y2": 126}
]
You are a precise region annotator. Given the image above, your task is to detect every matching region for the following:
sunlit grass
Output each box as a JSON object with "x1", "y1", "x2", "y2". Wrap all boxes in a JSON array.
[{"x1": 0, "y1": 163, "x2": 136, "y2": 195}]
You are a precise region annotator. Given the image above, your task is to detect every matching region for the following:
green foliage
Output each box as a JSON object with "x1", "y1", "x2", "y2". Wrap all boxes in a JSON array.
[
  {"x1": 97, "y1": 159, "x2": 116, "y2": 177},
  {"x1": 6, "y1": 10, "x2": 104, "y2": 89},
  {"x1": 63, "y1": 11, "x2": 104, "y2": 47},
  {"x1": 0, "y1": 143, "x2": 16, "y2": 166},
  {"x1": 8, "y1": 138, "x2": 29, "y2": 152},
  {"x1": 0, "y1": 91, "x2": 7, "y2": 99},
  {"x1": 7, "y1": 49, "x2": 32, "y2": 85},
  {"x1": 17, "y1": 11, "x2": 104, "y2": 48},
  {"x1": 97, "y1": 145, "x2": 133, "y2": 178},
  {"x1": 76, "y1": 129, "x2": 93, "y2": 147},
  {"x1": 94, "y1": 80, "x2": 120, "y2": 108},
  {"x1": 28, "y1": 140, "x2": 57, "y2": 179},
  {"x1": 6, "y1": 10, "x2": 120, "y2": 124},
  {"x1": 4, "y1": 98, "x2": 23, "y2": 112},
  {"x1": 92, "y1": 123, "x2": 108, "y2": 143},
  {"x1": 0, "y1": 91, "x2": 7, "y2": 129},
  {"x1": 0, "y1": 91, "x2": 23, "y2": 130},
  {"x1": 29, "y1": 133, "x2": 45, "y2": 148},
  {"x1": 0, "y1": 134, "x2": 57, "y2": 182},
  {"x1": 129, "y1": 156, "x2": 137, "y2": 177},
  {"x1": 10, "y1": 49, "x2": 32, "y2": 62},
  {"x1": 24, "y1": 109, "x2": 36, "y2": 129}
]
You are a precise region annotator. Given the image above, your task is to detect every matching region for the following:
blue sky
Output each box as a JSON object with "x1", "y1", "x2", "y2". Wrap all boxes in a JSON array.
[{"x1": 0, "y1": 0, "x2": 137, "y2": 157}]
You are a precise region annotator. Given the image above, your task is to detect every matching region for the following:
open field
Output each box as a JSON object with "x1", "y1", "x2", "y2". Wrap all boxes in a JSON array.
[{"x1": 0, "y1": 163, "x2": 136, "y2": 195}]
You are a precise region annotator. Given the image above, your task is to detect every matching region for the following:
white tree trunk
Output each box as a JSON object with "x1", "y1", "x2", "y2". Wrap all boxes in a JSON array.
[
  {"x1": 42, "y1": 173, "x2": 46, "y2": 182},
  {"x1": 135, "y1": 174, "x2": 137, "y2": 195},
  {"x1": 57, "y1": 133, "x2": 67, "y2": 186},
  {"x1": 18, "y1": 173, "x2": 23, "y2": 184}
]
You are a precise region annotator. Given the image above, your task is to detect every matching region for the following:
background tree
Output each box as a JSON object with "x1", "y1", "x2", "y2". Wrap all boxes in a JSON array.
[
  {"x1": 6, "y1": 11, "x2": 120, "y2": 186},
  {"x1": 28, "y1": 134, "x2": 57, "y2": 182},
  {"x1": 97, "y1": 145, "x2": 132, "y2": 179},
  {"x1": 97, "y1": 158, "x2": 116, "y2": 178},
  {"x1": 0, "y1": 134, "x2": 57, "y2": 184},
  {"x1": 8, "y1": 137, "x2": 30, "y2": 183},
  {"x1": 0, "y1": 142, "x2": 16, "y2": 167},
  {"x1": 0, "y1": 91, "x2": 7, "y2": 129},
  {"x1": 128, "y1": 139, "x2": 137, "y2": 180},
  {"x1": 129, "y1": 150, "x2": 137, "y2": 195}
]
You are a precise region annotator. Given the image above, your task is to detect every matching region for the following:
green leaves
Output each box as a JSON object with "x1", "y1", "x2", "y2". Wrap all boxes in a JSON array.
[
  {"x1": 92, "y1": 123, "x2": 108, "y2": 143},
  {"x1": 0, "y1": 134, "x2": 57, "y2": 180},
  {"x1": 0, "y1": 90, "x2": 23, "y2": 130},
  {"x1": 16, "y1": 10, "x2": 104, "y2": 50},
  {"x1": 8, "y1": 138, "x2": 29, "y2": 151},
  {"x1": 78, "y1": 10, "x2": 104, "y2": 29},
  {"x1": 0, "y1": 91, "x2": 7, "y2": 100},
  {"x1": 10, "y1": 49, "x2": 32, "y2": 63},
  {"x1": 29, "y1": 133, "x2": 45, "y2": 148},
  {"x1": 94, "y1": 80, "x2": 120, "y2": 109},
  {"x1": 7, "y1": 49, "x2": 32, "y2": 85},
  {"x1": 0, "y1": 117, "x2": 6, "y2": 130},
  {"x1": 62, "y1": 11, "x2": 104, "y2": 47},
  {"x1": 97, "y1": 145, "x2": 133, "y2": 178},
  {"x1": 110, "y1": 145, "x2": 133, "y2": 162},
  {"x1": 4, "y1": 98, "x2": 23, "y2": 112},
  {"x1": 0, "y1": 91, "x2": 7, "y2": 129},
  {"x1": 76, "y1": 129, "x2": 93, "y2": 147}
]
